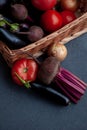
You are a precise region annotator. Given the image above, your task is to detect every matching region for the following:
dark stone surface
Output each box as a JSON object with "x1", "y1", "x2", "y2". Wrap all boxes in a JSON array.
[{"x1": 0, "y1": 33, "x2": 87, "y2": 130}]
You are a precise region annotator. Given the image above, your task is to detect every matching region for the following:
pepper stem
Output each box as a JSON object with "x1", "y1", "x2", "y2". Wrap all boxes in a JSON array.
[{"x1": 15, "y1": 72, "x2": 31, "y2": 88}]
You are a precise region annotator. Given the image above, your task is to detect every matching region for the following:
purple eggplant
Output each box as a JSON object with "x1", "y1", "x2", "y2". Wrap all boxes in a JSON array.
[
  {"x1": 31, "y1": 82, "x2": 70, "y2": 106},
  {"x1": 0, "y1": 27, "x2": 27, "y2": 49}
]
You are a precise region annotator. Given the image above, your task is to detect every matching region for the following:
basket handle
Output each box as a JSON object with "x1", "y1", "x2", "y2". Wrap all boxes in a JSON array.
[{"x1": 60, "y1": 28, "x2": 87, "y2": 44}]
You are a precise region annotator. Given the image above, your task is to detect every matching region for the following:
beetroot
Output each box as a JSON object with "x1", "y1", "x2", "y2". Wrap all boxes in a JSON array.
[
  {"x1": 11, "y1": 4, "x2": 33, "y2": 22},
  {"x1": 17, "y1": 25, "x2": 44, "y2": 42},
  {"x1": 37, "y1": 56, "x2": 87, "y2": 103},
  {"x1": 26, "y1": 25, "x2": 44, "y2": 42},
  {"x1": 38, "y1": 56, "x2": 60, "y2": 85}
]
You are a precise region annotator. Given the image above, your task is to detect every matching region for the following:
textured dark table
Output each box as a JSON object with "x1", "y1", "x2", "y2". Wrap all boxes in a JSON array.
[{"x1": 0, "y1": 33, "x2": 87, "y2": 130}]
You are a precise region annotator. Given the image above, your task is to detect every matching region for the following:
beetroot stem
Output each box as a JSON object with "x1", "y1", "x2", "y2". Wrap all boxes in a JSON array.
[
  {"x1": 60, "y1": 68, "x2": 86, "y2": 91},
  {"x1": 54, "y1": 67, "x2": 87, "y2": 103},
  {"x1": 55, "y1": 79, "x2": 78, "y2": 103},
  {"x1": 56, "y1": 77, "x2": 82, "y2": 99},
  {"x1": 26, "y1": 16, "x2": 34, "y2": 23},
  {"x1": 56, "y1": 72, "x2": 85, "y2": 94},
  {"x1": 61, "y1": 68, "x2": 87, "y2": 87}
]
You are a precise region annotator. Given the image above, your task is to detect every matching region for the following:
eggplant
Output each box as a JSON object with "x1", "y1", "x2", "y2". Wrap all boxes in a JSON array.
[
  {"x1": 31, "y1": 82, "x2": 70, "y2": 106},
  {"x1": 0, "y1": 27, "x2": 27, "y2": 49}
]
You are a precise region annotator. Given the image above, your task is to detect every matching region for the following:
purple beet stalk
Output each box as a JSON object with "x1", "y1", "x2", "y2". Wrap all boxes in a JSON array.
[{"x1": 54, "y1": 67, "x2": 87, "y2": 103}]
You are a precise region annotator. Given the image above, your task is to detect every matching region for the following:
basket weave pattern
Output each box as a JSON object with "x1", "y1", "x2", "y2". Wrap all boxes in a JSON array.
[{"x1": 0, "y1": 1, "x2": 87, "y2": 67}]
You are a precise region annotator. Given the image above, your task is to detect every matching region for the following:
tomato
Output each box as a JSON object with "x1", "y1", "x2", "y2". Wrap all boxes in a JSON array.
[
  {"x1": 31, "y1": 0, "x2": 57, "y2": 11},
  {"x1": 11, "y1": 58, "x2": 38, "y2": 88},
  {"x1": 60, "y1": 10, "x2": 76, "y2": 26},
  {"x1": 40, "y1": 10, "x2": 63, "y2": 33},
  {"x1": 60, "y1": 0, "x2": 79, "y2": 12}
]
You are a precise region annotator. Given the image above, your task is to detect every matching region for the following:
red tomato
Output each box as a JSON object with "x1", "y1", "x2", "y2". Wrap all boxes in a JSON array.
[
  {"x1": 60, "y1": 10, "x2": 76, "y2": 26},
  {"x1": 40, "y1": 10, "x2": 63, "y2": 33},
  {"x1": 11, "y1": 58, "x2": 38, "y2": 87},
  {"x1": 31, "y1": 0, "x2": 57, "y2": 11},
  {"x1": 60, "y1": 0, "x2": 79, "y2": 12}
]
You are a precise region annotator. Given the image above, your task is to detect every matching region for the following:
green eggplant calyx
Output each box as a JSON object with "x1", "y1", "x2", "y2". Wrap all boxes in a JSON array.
[
  {"x1": 10, "y1": 23, "x2": 20, "y2": 32},
  {"x1": 0, "y1": 20, "x2": 6, "y2": 27},
  {"x1": 2, "y1": 19, "x2": 19, "y2": 32},
  {"x1": 14, "y1": 72, "x2": 31, "y2": 88}
]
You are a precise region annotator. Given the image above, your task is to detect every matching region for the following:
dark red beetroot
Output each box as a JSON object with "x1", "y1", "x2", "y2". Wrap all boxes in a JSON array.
[
  {"x1": 37, "y1": 56, "x2": 87, "y2": 103},
  {"x1": 27, "y1": 25, "x2": 44, "y2": 42},
  {"x1": 11, "y1": 4, "x2": 33, "y2": 22},
  {"x1": 17, "y1": 25, "x2": 44, "y2": 42},
  {"x1": 38, "y1": 56, "x2": 60, "y2": 85}
]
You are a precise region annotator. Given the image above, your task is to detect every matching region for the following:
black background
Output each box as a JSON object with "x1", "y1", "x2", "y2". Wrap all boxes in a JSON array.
[{"x1": 0, "y1": 33, "x2": 87, "y2": 130}]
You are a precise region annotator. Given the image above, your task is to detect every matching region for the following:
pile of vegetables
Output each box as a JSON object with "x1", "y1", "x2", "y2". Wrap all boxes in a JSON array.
[
  {"x1": 0, "y1": 0, "x2": 87, "y2": 106},
  {"x1": 11, "y1": 57, "x2": 70, "y2": 105},
  {"x1": 11, "y1": 42, "x2": 87, "y2": 105},
  {"x1": 37, "y1": 57, "x2": 86, "y2": 103},
  {"x1": 0, "y1": 0, "x2": 81, "y2": 49}
]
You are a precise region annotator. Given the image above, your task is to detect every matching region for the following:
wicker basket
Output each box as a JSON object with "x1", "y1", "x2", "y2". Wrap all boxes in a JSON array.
[{"x1": 0, "y1": 0, "x2": 87, "y2": 67}]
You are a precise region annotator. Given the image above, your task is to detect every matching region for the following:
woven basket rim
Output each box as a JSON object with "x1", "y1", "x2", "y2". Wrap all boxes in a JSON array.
[
  {"x1": 0, "y1": 9, "x2": 87, "y2": 67},
  {"x1": 11, "y1": 12, "x2": 87, "y2": 52}
]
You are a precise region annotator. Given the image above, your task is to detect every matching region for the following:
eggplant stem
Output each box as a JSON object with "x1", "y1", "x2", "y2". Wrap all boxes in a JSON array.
[
  {"x1": 14, "y1": 72, "x2": 31, "y2": 88},
  {"x1": 3, "y1": 19, "x2": 11, "y2": 26},
  {"x1": 2, "y1": 19, "x2": 19, "y2": 32}
]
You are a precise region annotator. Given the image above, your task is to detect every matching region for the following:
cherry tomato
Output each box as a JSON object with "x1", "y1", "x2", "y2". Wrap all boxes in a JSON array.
[
  {"x1": 60, "y1": 0, "x2": 79, "y2": 12},
  {"x1": 40, "y1": 10, "x2": 63, "y2": 33},
  {"x1": 60, "y1": 10, "x2": 76, "y2": 26},
  {"x1": 11, "y1": 58, "x2": 38, "y2": 87},
  {"x1": 31, "y1": 0, "x2": 57, "y2": 11}
]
